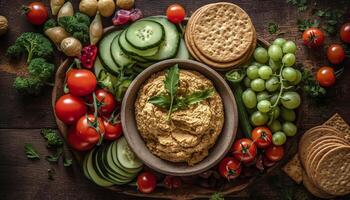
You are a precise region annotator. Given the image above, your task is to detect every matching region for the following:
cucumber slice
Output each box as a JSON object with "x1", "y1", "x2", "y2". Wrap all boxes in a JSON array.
[
  {"x1": 92, "y1": 147, "x2": 116, "y2": 183},
  {"x1": 83, "y1": 154, "x2": 91, "y2": 180},
  {"x1": 175, "y1": 38, "x2": 190, "y2": 59},
  {"x1": 93, "y1": 56, "x2": 104, "y2": 78},
  {"x1": 117, "y1": 137, "x2": 143, "y2": 169},
  {"x1": 126, "y1": 20, "x2": 164, "y2": 50},
  {"x1": 99, "y1": 31, "x2": 122, "y2": 76},
  {"x1": 143, "y1": 17, "x2": 180, "y2": 61},
  {"x1": 119, "y1": 31, "x2": 159, "y2": 57},
  {"x1": 111, "y1": 34, "x2": 136, "y2": 69},
  {"x1": 86, "y1": 149, "x2": 114, "y2": 187},
  {"x1": 111, "y1": 140, "x2": 143, "y2": 174}
]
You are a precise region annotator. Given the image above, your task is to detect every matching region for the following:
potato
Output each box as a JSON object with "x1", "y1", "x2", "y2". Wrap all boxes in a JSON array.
[
  {"x1": 57, "y1": 2, "x2": 74, "y2": 19},
  {"x1": 0, "y1": 16, "x2": 8, "y2": 36},
  {"x1": 50, "y1": 0, "x2": 65, "y2": 16},
  {"x1": 79, "y1": 0, "x2": 98, "y2": 17},
  {"x1": 61, "y1": 37, "x2": 82, "y2": 57},
  {"x1": 44, "y1": 27, "x2": 70, "y2": 46},
  {"x1": 116, "y1": 0, "x2": 134, "y2": 10},
  {"x1": 89, "y1": 12, "x2": 103, "y2": 45},
  {"x1": 98, "y1": 0, "x2": 115, "y2": 17}
]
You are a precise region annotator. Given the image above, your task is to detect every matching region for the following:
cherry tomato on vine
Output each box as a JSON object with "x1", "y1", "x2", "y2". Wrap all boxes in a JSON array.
[
  {"x1": 218, "y1": 157, "x2": 242, "y2": 180},
  {"x1": 231, "y1": 138, "x2": 257, "y2": 163},
  {"x1": 67, "y1": 128, "x2": 95, "y2": 151},
  {"x1": 76, "y1": 114, "x2": 105, "y2": 144},
  {"x1": 265, "y1": 145, "x2": 284, "y2": 162},
  {"x1": 137, "y1": 172, "x2": 157, "y2": 193},
  {"x1": 302, "y1": 28, "x2": 325, "y2": 48},
  {"x1": 55, "y1": 94, "x2": 87, "y2": 124},
  {"x1": 340, "y1": 23, "x2": 350, "y2": 43},
  {"x1": 166, "y1": 4, "x2": 186, "y2": 23},
  {"x1": 103, "y1": 120, "x2": 122, "y2": 141},
  {"x1": 316, "y1": 66, "x2": 336, "y2": 87},
  {"x1": 22, "y1": 2, "x2": 48, "y2": 25},
  {"x1": 251, "y1": 126, "x2": 273, "y2": 149},
  {"x1": 67, "y1": 69, "x2": 97, "y2": 97},
  {"x1": 95, "y1": 89, "x2": 116, "y2": 115},
  {"x1": 327, "y1": 44, "x2": 345, "y2": 64}
]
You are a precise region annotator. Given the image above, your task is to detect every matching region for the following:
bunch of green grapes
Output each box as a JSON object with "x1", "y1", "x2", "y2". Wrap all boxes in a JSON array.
[{"x1": 242, "y1": 38, "x2": 301, "y2": 146}]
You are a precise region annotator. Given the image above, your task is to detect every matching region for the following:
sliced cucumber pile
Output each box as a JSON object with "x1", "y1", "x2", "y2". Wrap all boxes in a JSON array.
[
  {"x1": 83, "y1": 137, "x2": 143, "y2": 186},
  {"x1": 98, "y1": 16, "x2": 188, "y2": 72}
]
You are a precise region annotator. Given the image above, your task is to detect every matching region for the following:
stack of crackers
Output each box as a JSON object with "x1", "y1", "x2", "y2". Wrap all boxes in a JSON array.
[
  {"x1": 282, "y1": 114, "x2": 350, "y2": 198},
  {"x1": 185, "y1": 3, "x2": 257, "y2": 70}
]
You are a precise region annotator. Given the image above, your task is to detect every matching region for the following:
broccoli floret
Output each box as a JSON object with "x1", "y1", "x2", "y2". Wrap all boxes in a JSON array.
[
  {"x1": 13, "y1": 76, "x2": 44, "y2": 95},
  {"x1": 13, "y1": 58, "x2": 55, "y2": 95},
  {"x1": 28, "y1": 58, "x2": 55, "y2": 81},
  {"x1": 58, "y1": 13, "x2": 90, "y2": 44},
  {"x1": 41, "y1": 129, "x2": 63, "y2": 148},
  {"x1": 6, "y1": 32, "x2": 54, "y2": 63},
  {"x1": 43, "y1": 19, "x2": 57, "y2": 32}
]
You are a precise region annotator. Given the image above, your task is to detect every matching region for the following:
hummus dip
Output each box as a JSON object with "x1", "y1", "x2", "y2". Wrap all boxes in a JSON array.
[{"x1": 135, "y1": 69, "x2": 224, "y2": 165}]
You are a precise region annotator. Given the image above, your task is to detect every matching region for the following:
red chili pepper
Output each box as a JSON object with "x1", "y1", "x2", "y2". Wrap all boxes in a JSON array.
[{"x1": 80, "y1": 45, "x2": 98, "y2": 69}]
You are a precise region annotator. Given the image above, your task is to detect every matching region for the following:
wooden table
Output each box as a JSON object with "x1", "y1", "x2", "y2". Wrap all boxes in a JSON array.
[{"x1": 0, "y1": 0, "x2": 349, "y2": 199}]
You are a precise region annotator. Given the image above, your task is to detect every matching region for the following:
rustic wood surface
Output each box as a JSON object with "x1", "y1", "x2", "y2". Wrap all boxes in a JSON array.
[{"x1": 0, "y1": 0, "x2": 349, "y2": 199}]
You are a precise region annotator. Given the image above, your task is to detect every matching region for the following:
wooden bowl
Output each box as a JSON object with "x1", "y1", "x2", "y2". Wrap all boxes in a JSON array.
[{"x1": 121, "y1": 59, "x2": 238, "y2": 176}]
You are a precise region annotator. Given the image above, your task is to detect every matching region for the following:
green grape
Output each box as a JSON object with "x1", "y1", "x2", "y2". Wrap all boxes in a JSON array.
[
  {"x1": 250, "y1": 111, "x2": 269, "y2": 126},
  {"x1": 282, "y1": 122, "x2": 297, "y2": 136},
  {"x1": 281, "y1": 107, "x2": 296, "y2": 121},
  {"x1": 272, "y1": 106, "x2": 280, "y2": 119},
  {"x1": 257, "y1": 91, "x2": 270, "y2": 102},
  {"x1": 258, "y1": 66, "x2": 273, "y2": 80},
  {"x1": 290, "y1": 69, "x2": 302, "y2": 85},
  {"x1": 282, "y1": 67, "x2": 297, "y2": 82},
  {"x1": 273, "y1": 38, "x2": 287, "y2": 48},
  {"x1": 282, "y1": 53, "x2": 296, "y2": 67},
  {"x1": 272, "y1": 131, "x2": 287, "y2": 145},
  {"x1": 250, "y1": 78, "x2": 266, "y2": 92},
  {"x1": 265, "y1": 77, "x2": 280, "y2": 92},
  {"x1": 270, "y1": 93, "x2": 279, "y2": 105},
  {"x1": 268, "y1": 45, "x2": 283, "y2": 61},
  {"x1": 247, "y1": 65, "x2": 259, "y2": 79},
  {"x1": 282, "y1": 41, "x2": 297, "y2": 54},
  {"x1": 257, "y1": 100, "x2": 271, "y2": 113},
  {"x1": 244, "y1": 77, "x2": 251, "y2": 88},
  {"x1": 281, "y1": 91, "x2": 301, "y2": 109},
  {"x1": 242, "y1": 89, "x2": 257, "y2": 109},
  {"x1": 269, "y1": 120, "x2": 282, "y2": 132},
  {"x1": 269, "y1": 58, "x2": 282, "y2": 73},
  {"x1": 254, "y1": 47, "x2": 269, "y2": 64}
]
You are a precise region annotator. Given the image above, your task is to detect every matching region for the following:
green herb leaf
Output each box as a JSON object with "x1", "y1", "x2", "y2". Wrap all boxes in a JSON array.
[
  {"x1": 24, "y1": 143, "x2": 40, "y2": 159},
  {"x1": 315, "y1": 8, "x2": 346, "y2": 35},
  {"x1": 301, "y1": 69, "x2": 327, "y2": 99},
  {"x1": 210, "y1": 192, "x2": 224, "y2": 200},
  {"x1": 148, "y1": 95, "x2": 171, "y2": 109},
  {"x1": 297, "y1": 19, "x2": 320, "y2": 32},
  {"x1": 41, "y1": 129, "x2": 64, "y2": 148},
  {"x1": 63, "y1": 158, "x2": 73, "y2": 167},
  {"x1": 163, "y1": 65, "x2": 179, "y2": 119},
  {"x1": 286, "y1": 0, "x2": 308, "y2": 12},
  {"x1": 268, "y1": 23, "x2": 279, "y2": 34},
  {"x1": 173, "y1": 88, "x2": 214, "y2": 110},
  {"x1": 46, "y1": 148, "x2": 63, "y2": 163}
]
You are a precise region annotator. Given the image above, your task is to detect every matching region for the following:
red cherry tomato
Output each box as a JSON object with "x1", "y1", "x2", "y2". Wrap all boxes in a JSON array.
[
  {"x1": 251, "y1": 126, "x2": 272, "y2": 149},
  {"x1": 55, "y1": 94, "x2": 87, "y2": 124},
  {"x1": 218, "y1": 157, "x2": 242, "y2": 180},
  {"x1": 103, "y1": 120, "x2": 122, "y2": 141},
  {"x1": 67, "y1": 69, "x2": 97, "y2": 97},
  {"x1": 327, "y1": 44, "x2": 345, "y2": 64},
  {"x1": 166, "y1": 4, "x2": 186, "y2": 24},
  {"x1": 137, "y1": 172, "x2": 157, "y2": 193},
  {"x1": 22, "y1": 2, "x2": 48, "y2": 25},
  {"x1": 76, "y1": 114, "x2": 105, "y2": 144},
  {"x1": 265, "y1": 145, "x2": 284, "y2": 162},
  {"x1": 316, "y1": 66, "x2": 336, "y2": 87},
  {"x1": 302, "y1": 28, "x2": 325, "y2": 48},
  {"x1": 340, "y1": 23, "x2": 350, "y2": 43},
  {"x1": 95, "y1": 89, "x2": 116, "y2": 115},
  {"x1": 67, "y1": 128, "x2": 95, "y2": 151},
  {"x1": 231, "y1": 138, "x2": 257, "y2": 163}
]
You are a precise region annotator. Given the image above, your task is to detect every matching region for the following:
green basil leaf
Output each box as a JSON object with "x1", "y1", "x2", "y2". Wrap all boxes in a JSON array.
[{"x1": 148, "y1": 95, "x2": 171, "y2": 109}]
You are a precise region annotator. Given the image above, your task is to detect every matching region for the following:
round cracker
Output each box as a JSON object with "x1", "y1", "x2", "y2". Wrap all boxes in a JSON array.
[
  {"x1": 315, "y1": 146, "x2": 350, "y2": 196},
  {"x1": 302, "y1": 170, "x2": 335, "y2": 199},
  {"x1": 191, "y1": 3, "x2": 254, "y2": 63},
  {"x1": 298, "y1": 125, "x2": 349, "y2": 168}
]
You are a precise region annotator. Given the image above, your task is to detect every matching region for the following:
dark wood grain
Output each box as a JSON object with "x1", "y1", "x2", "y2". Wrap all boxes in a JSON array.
[{"x1": 0, "y1": 0, "x2": 349, "y2": 199}]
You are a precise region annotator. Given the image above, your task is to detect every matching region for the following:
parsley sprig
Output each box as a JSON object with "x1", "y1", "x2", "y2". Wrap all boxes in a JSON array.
[
  {"x1": 24, "y1": 143, "x2": 40, "y2": 159},
  {"x1": 148, "y1": 65, "x2": 214, "y2": 120},
  {"x1": 287, "y1": 0, "x2": 308, "y2": 12}
]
